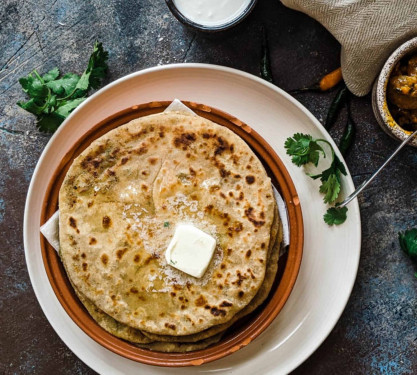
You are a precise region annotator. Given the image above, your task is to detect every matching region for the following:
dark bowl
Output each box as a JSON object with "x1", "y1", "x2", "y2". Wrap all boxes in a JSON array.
[{"x1": 165, "y1": 0, "x2": 258, "y2": 33}]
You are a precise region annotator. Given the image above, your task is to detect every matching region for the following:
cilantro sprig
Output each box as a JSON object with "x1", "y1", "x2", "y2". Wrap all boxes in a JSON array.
[
  {"x1": 398, "y1": 229, "x2": 417, "y2": 278},
  {"x1": 284, "y1": 133, "x2": 324, "y2": 167},
  {"x1": 17, "y1": 42, "x2": 108, "y2": 133},
  {"x1": 285, "y1": 133, "x2": 348, "y2": 225},
  {"x1": 309, "y1": 147, "x2": 347, "y2": 204}
]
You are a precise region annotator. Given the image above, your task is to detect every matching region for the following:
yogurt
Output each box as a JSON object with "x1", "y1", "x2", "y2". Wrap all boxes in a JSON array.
[{"x1": 173, "y1": 0, "x2": 252, "y2": 27}]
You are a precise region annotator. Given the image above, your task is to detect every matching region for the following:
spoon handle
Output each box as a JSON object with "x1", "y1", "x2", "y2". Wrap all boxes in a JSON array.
[{"x1": 338, "y1": 130, "x2": 417, "y2": 208}]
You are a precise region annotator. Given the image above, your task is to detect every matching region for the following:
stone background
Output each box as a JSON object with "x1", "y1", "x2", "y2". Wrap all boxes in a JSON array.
[{"x1": 1, "y1": 0, "x2": 416, "y2": 374}]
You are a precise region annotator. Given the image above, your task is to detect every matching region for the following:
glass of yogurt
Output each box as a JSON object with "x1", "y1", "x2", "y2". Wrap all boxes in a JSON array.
[{"x1": 165, "y1": 0, "x2": 258, "y2": 32}]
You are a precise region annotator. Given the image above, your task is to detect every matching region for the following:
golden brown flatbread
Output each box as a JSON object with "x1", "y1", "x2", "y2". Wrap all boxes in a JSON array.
[{"x1": 59, "y1": 112, "x2": 276, "y2": 336}]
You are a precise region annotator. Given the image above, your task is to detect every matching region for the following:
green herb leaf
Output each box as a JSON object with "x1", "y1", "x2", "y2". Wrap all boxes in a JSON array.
[
  {"x1": 319, "y1": 174, "x2": 341, "y2": 204},
  {"x1": 84, "y1": 42, "x2": 109, "y2": 89},
  {"x1": 284, "y1": 133, "x2": 324, "y2": 167},
  {"x1": 71, "y1": 41, "x2": 108, "y2": 97},
  {"x1": 54, "y1": 97, "x2": 86, "y2": 117},
  {"x1": 46, "y1": 73, "x2": 80, "y2": 96},
  {"x1": 164, "y1": 221, "x2": 170, "y2": 228},
  {"x1": 43, "y1": 94, "x2": 58, "y2": 113},
  {"x1": 17, "y1": 42, "x2": 108, "y2": 133},
  {"x1": 19, "y1": 73, "x2": 49, "y2": 104},
  {"x1": 17, "y1": 98, "x2": 44, "y2": 116},
  {"x1": 324, "y1": 207, "x2": 348, "y2": 226},
  {"x1": 285, "y1": 132, "x2": 349, "y2": 224},
  {"x1": 398, "y1": 228, "x2": 417, "y2": 262},
  {"x1": 19, "y1": 76, "x2": 30, "y2": 92},
  {"x1": 42, "y1": 67, "x2": 60, "y2": 82},
  {"x1": 310, "y1": 155, "x2": 347, "y2": 204},
  {"x1": 37, "y1": 112, "x2": 66, "y2": 133}
]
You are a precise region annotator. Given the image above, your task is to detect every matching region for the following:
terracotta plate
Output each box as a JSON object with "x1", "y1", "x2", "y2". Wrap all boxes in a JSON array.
[{"x1": 40, "y1": 101, "x2": 303, "y2": 367}]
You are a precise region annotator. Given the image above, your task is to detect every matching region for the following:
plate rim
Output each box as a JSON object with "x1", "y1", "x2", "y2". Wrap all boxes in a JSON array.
[{"x1": 24, "y1": 63, "x2": 361, "y2": 374}]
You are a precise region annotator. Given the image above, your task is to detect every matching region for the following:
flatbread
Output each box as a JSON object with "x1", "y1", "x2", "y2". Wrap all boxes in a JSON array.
[
  {"x1": 59, "y1": 112, "x2": 276, "y2": 335},
  {"x1": 136, "y1": 333, "x2": 224, "y2": 353},
  {"x1": 142, "y1": 213, "x2": 282, "y2": 343},
  {"x1": 69, "y1": 204, "x2": 281, "y2": 351},
  {"x1": 74, "y1": 287, "x2": 153, "y2": 344},
  {"x1": 75, "y1": 285, "x2": 223, "y2": 352},
  {"x1": 75, "y1": 220, "x2": 281, "y2": 352}
]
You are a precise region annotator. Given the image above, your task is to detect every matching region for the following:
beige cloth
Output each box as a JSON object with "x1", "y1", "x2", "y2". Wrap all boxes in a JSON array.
[{"x1": 281, "y1": 0, "x2": 417, "y2": 96}]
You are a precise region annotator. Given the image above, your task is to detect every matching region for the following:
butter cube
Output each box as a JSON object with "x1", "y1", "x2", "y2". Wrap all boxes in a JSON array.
[{"x1": 165, "y1": 224, "x2": 216, "y2": 278}]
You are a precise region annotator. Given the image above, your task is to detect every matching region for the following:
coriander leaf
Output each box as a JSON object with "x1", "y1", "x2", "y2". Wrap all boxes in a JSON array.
[
  {"x1": 19, "y1": 73, "x2": 49, "y2": 104},
  {"x1": 37, "y1": 112, "x2": 65, "y2": 133},
  {"x1": 324, "y1": 207, "x2": 348, "y2": 226},
  {"x1": 42, "y1": 67, "x2": 60, "y2": 82},
  {"x1": 44, "y1": 94, "x2": 57, "y2": 113},
  {"x1": 310, "y1": 154, "x2": 347, "y2": 204},
  {"x1": 85, "y1": 42, "x2": 109, "y2": 89},
  {"x1": 19, "y1": 76, "x2": 30, "y2": 92},
  {"x1": 399, "y1": 228, "x2": 417, "y2": 262},
  {"x1": 54, "y1": 97, "x2": 86, "y2": 117},
  {"x1": 284, "y1": 133, "x2": 324, "y2": 167},
  {"x1": 319, "y1": 174, "x2": 341, "y2": 204},
  {"x1": 17, "y1": 41, "x2": 108, "y2": 133},
  {"x1": 17, "y1": 98, "x2": 44, "y2": 116},
  {"x1": 46, "y1": 73, "x2": 80, "y2": 96},
  {"x1": 285, "y1": 132, "x2": 349, "y2": 225},
  {"x1": 309, "y1": 143, "x2": 323, "y2": 166},
  {"x1": 71, "y1": 41, "x2": 108, "y2": 97}
]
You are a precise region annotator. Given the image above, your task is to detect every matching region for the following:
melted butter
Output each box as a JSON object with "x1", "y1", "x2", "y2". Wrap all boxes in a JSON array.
[{"x1": 173, "y1": 0, "x2": 252, "y2": 27}]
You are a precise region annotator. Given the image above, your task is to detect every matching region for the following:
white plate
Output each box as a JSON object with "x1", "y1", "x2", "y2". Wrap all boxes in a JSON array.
[{"x1": 24, "y1": 64, "x2": 361, "y2": 375}]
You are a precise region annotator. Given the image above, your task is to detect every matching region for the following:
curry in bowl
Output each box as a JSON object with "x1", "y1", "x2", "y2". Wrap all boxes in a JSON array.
[{"x1": 387, "y1": 53, "x2": 417, "y2": 131}]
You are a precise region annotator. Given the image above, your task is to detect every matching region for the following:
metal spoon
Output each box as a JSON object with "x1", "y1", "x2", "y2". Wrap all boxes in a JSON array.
[{"x1": 338, "y1": 130, "x2": 417, "y2": 208}]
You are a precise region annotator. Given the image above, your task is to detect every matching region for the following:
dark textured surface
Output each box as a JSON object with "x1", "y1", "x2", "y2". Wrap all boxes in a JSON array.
[{"x1": 1, "y1": 1, "x2": 416, "y2": 374}]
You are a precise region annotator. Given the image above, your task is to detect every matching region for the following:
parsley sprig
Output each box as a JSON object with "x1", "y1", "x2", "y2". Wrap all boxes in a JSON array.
[
  {"x1": 17, "y1": 42, "x2": 108, "y2": 133},
  {"x1": 284, "y1": 133, "x2": 348, "y2": 225}
]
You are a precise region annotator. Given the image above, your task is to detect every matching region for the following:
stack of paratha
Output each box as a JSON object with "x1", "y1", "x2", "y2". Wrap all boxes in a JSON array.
[{"x1": 58, "y1": 112, "x2": 282, "y2": 352}]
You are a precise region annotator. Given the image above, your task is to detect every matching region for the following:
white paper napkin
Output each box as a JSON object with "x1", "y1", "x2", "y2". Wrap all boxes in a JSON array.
[{"x1": 40, "y1": 210, "x2": 60, "y2": 251}]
